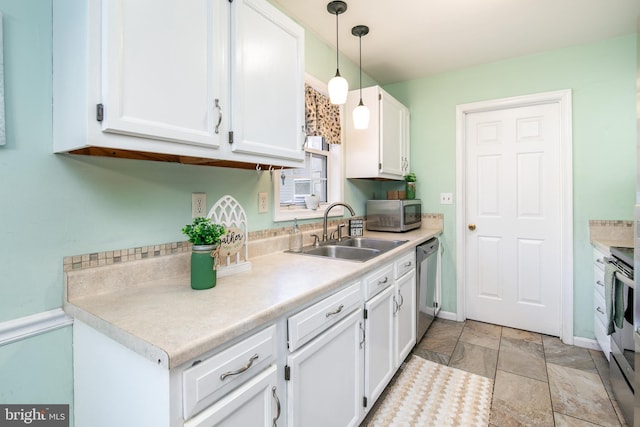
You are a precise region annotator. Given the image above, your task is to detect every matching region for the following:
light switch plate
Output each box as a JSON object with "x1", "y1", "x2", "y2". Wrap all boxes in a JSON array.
[
  {"x1": 192, "y1": 192, "x2": 206, "y2": 218},
  {"x1": 258, "y1": 192, "x2": 268, "y2": 213},
  {"x1": 440, "y1": 193, "x2": 453, "y2": 205}
]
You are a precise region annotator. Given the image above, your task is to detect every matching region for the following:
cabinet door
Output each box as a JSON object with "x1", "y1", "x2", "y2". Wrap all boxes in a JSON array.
[
  {"x1": 287, "y1": 309, "x2": 363, "y2": 427},
  {"x1": 184, "y1": 365, "x2": 281, "y2": 427},
  {"x1": 379, "y1": 90, "x2": 408, "y2": 178},
  {"x1": 230, "y1": 0, "x2": 305, "y2": 162},
  {"x1": 394, "y1": 270, "x2": 417, "y2": 367},
  {"x1": 364, "y1": 286, "x2": 395, "y2": 411},
  {"x1": 101, "y1": 0, "x2": 226, "y2": 147}
]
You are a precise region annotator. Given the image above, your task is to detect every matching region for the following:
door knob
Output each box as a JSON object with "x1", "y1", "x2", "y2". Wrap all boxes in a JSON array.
[{"x1": 468, "y1": 224, "x2": 476, "y2": 231}]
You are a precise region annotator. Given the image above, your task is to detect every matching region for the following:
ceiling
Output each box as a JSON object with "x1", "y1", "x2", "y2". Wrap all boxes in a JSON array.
[{"x1": 271, "y1": 0, "x2": 640, "y2": 85}]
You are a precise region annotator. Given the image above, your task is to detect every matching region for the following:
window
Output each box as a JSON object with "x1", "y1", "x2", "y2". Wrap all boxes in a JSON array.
[{"x1": 272, "y1": 75, "x2": 344, "y2": 222}]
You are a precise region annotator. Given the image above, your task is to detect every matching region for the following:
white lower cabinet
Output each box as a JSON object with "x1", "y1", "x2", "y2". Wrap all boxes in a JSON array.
[
  {"x1": 363, "y1": 285, "x2": 395, "y2": 410},
  {"x1": 286, "y1": 309, "x2": 364, "y2": 427},
  {"x1": 395, "y1": 268, "x2": 417, "y2": 368},
  {"x1": 184, "y1": 365, "x2": 281, "y2": 427},
  {"x1": 593, "y1": 247, "x2": 610, "y2": 359}
]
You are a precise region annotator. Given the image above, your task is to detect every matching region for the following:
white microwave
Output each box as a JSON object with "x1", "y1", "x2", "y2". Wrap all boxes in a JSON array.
[{"x1": 365, "y1": 199, "x2": 422, "y2": 232}]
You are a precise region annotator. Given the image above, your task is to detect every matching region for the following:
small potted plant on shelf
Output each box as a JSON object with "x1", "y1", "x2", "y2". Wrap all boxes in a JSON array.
[
  {"x1": 405, "y1": 172, "x2": 417, "y2": 200},
  {"x1": 182, "y1": 217, "x2": 226, "y2": 290}
]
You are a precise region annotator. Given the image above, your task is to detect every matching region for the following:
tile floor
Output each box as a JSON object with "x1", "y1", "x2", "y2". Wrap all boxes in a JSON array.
[{"x1": 364, "y1": 318, "x2": 627, "y2": 426}]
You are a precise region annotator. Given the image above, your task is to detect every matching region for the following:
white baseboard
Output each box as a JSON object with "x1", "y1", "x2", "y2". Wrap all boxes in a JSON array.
[
  {"x1": 573, "y1": 336, "x2": 601, "y2": 351},
  {"x1": 0, "y1": 308, "x2": 73, "y2": 346},
  {"x1": 435, "y1": 310, "x2": 457, "y2": 322}
]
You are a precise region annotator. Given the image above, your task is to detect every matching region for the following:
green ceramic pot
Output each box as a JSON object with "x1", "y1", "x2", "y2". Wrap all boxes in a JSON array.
[
  {"x1": 406, "y1": 182, "x2": 416, "y2": 200},
  {"x1": 191, "y1": 245, "x2": 216, "y2": 290}
]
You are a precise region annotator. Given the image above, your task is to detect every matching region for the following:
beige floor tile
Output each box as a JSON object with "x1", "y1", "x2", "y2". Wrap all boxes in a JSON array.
[
  {"x1": 490, "y1": 369, "x2": 554, "y2": 426},
  {"x1": 459, "y1": 320, "x2": 502, "y2": 350},
  {"x1": 543, "y1": 336, "x2": 597, "y2": 372},
  {"x1": 497, "y1": 336, "x2": 547, "y2": 382},
  {"x1": 589, "y1": 349, "x2": 614, "y2": 399},
  {"x1": 449, "y1": 341, "x2": 498, "y2": 379},
  {"x1": 547, "y1": 362, "x2": 620, "y2": 426},
  {"x1": 554, "y1": 412, "x2": 602, "y2": 426},
  {"x1": 501, "y1": 326, "x2": 542, "y2": 344},
  {"x1": 416, "y1": 318, "x2": 464, "y2": 356}
]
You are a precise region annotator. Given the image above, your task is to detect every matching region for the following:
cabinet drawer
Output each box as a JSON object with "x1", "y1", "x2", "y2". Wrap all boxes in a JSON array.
[
  {"x1": 593, "y1": 309, "x2": 610, "y2": 359},
  {"x1": 288, "y1": 281, "x2": 361, "y2": 352},
  {"x1": 594, "y1": 265, "x2": 606, "y2": 299},
  {"x1": 593, "y1": 290, "x2": 608, "y2": 332},
  {"x1": 394, "y1": 251, "x2": 416, "y2": 279},
  {"x1": 363, "y1": 263, "x2": 394, "y2": 301},
  {"x1": 593, "y1": 249, "x2": 607, "y2": 272},
  {"x1": 183, "y1": 325, "x2": 276, "y2": 419}
]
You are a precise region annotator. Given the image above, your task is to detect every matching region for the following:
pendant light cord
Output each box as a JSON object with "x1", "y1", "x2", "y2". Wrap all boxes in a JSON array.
[
  {"x1": 358, "y1": 34, "x2": 363, "y2": 102},
  {"x1": 335, "y1": 12, "x2": 340, "y2": 76}
]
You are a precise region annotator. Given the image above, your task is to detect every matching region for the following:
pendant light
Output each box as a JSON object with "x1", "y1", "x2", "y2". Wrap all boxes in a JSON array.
[
  {"x1": 351, "y1": 25, "x2": 370, "y2": 129},
  {"x1": 327, "y1": 1, "x2": 348, "y2": 105}
]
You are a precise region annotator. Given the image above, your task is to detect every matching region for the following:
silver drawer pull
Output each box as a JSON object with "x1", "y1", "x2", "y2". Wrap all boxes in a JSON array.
[
  {"x1": 220, "y1": 353, "x2": 259, "y2": 381},
  {"x1": 404, "y1": 262, "x2": 412, "y2": 267},
  {"x1": 326, "y1": 304, "x2": 344, "y2": 318},
  {"x1": 596, "y1": 258, "x2": 604, "y2": 264},
  {"x1": 596, "y1": 306, "x2": 605, "y2": 314},
  {"x1": 214, "y1": 99, "x2": 223, "y2": 134},
  {"x1": 596, "y1": 280, "x2": 604, "y2": 287},
  {"x1": 272, "y1": 386, "x2": 281, "y2": 427},
  {"x1": 378, "y1": 277, "x2": 389, "y2": 285}
]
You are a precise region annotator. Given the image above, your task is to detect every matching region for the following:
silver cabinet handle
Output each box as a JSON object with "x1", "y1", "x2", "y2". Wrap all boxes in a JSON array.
[
  {"x1": 219, "y1": 353, "x2": 259, "y2": 381},
  {"x1": 272, "y1": 386, "x2": 281, "y2": 427},
  {"x1": 214, "y1": 99, "x2": 222, "y2": 134},
  {"x1": 326, "y1": 304, "x2": 344, "y2": 318},
  {"x1": 378, "y1": 277, "x2": 389, "y2": 286},
  {"x1": 596, "y1": 306, "x2": 605, "y2": 314},
  {"x1": 359, "y1": 321, "x2": 365, "y2": 349},
  {"x1": 596, "y1": 280, "x2": 604, "y2": 287},
  {"x1": 404, "y1": 262, "x2": 412, "y2": 267},
  {"x1": 596, "y1": 258, "x2": 604, "y2": 264},
  {"x1": 393, "y1": 295, "x2": 399, "y2": 315},
  {"x1": 397, "y1": 291, "x2": 404, "y2": 309}
]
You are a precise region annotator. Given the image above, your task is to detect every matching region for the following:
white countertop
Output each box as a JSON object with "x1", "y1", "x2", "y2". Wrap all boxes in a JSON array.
[{"x1": 64, "y1": 228, "x2": 441, "y2": 369}]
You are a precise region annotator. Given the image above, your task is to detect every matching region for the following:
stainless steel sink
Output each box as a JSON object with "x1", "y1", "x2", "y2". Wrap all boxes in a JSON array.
[
  {"x1": 334, "y1": 237, "x2": 408, "y2": 251},
  {"x1": 291, "y1": 237, "x2": 408, "y2": 262}
]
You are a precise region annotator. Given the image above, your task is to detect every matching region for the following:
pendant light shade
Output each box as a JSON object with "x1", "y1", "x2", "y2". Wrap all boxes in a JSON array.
[
  {"x1": 352, "y1": 25, "x2": 370, "y2": 129},
  {"x1": 327, "y1": 1, "x2": 348, "y2": 105}
]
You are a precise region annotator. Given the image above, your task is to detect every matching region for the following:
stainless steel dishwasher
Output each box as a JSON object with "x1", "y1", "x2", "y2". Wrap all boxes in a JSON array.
[{"x1": 416, "y1": 237, "x2": 439, "y2": 341}]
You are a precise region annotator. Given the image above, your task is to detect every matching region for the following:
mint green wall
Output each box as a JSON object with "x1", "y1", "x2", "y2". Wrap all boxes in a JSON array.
[{"x1": 384, "y1": 34, "x2": 637, "y2": 339}]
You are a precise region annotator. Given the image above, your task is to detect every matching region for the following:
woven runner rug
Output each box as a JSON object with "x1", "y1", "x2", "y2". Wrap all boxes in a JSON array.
[{"x1": 365, "y1": 355, "x2": 494, "y2": 427}]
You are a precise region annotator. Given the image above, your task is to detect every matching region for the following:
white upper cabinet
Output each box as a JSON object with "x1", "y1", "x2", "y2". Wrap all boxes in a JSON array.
[
  {"x1": 100, "y1": 0, "x2": 226, "y2": 148},
  {"x1": 345, "y1": 86, "x2": 410, "y2": 180},
  {"x1": 230, "y1": 0, "x2": 305, "y2": 162},
  {"x1": 53, "y1": 0, "x2": 304, "y2": 169}
]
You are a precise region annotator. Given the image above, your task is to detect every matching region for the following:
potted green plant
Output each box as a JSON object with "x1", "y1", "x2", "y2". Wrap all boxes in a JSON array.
[
  {"x1": 405, "y1": 172, "x2": 417, "y2": 200},
  {"x1": 182, "y1": 217, "x2": 226, "y2": 290}
]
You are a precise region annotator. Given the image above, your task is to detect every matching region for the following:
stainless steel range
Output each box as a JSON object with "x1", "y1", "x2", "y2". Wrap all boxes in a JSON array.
[{"x1": 607, "y1": 246, "x2": 634, "y2": 425}]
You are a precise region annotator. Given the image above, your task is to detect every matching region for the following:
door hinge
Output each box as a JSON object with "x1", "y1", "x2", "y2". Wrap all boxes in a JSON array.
[
  {"x1": 378, "y1": 93, "x2": 381, "y2": 101},
  {"x1": 228, "y1": 131, "x2": 234, "y2": 144},
  {"x1": 434, "y1": 302, "x2": 439, "y2": 308},
  {"x1": 363, "y1": 396, "x2": 368, "y2": 407},
  {"x1": 96, "y1": 103, "x2": 104, "y2": 122},
  {"x1": 378, "y1": 162, "x2": 382, "y2": 171},
  {"x1": 284, "y1": 365, "x2": 290, "y2": 381},
  {"x1": 363, "y1": 309, "x2": 368, "y2": 320}
]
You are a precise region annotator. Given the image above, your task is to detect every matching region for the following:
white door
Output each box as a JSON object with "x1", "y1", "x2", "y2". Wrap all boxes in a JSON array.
[
  {"x1": 465, "y1": 102, "x2": 562, "y2": 336},
  {"x1": 101, "y1": 0, "x2": 226, "y2": 147},
  {"x1": 287, "y1": 309, "x2": 363, "y2": 427},
  {"x1": 380, "y1": 89, "x2": 408, "y2": 178}
]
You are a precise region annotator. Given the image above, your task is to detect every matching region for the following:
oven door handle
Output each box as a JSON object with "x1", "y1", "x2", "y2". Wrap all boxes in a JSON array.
[{"x1": 614, "y1": 271, "x2": 635, "y2": 289}]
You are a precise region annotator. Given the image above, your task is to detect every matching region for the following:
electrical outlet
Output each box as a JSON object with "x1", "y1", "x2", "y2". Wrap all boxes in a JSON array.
[
  {"x1": 258, "y1": 192, "x2": 268, "y2": 213},
  {"x1": 440, "y1": 193, "x2": 453, "y2": 205},
  {"x1": 192, "y1": 192, "x2": 206, "y2": 218}
]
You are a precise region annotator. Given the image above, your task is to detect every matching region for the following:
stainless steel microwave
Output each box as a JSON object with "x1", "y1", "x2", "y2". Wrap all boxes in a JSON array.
[{"x1": 366, "y1": 199, "x2": 422, "y2": 232}]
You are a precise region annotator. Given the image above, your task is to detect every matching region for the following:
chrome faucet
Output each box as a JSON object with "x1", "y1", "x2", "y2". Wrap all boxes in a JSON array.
[{"x1": 322, "y1": 202, "x2": 356, "y2": 241}]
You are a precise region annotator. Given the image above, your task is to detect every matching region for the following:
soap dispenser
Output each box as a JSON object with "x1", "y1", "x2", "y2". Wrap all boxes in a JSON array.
[{"x1": 289, "y1": 218, "x2": 303, "y2": 253}]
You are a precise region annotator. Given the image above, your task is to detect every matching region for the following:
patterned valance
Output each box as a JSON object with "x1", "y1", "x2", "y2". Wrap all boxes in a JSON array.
[{"x1": 305, "y1": 84, "x2": 341, "y2": 145}]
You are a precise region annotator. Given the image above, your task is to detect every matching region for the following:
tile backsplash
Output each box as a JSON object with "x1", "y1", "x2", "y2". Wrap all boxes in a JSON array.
[{"x1": 63, "y1": 213, "x2": 444, "y2": 272}]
